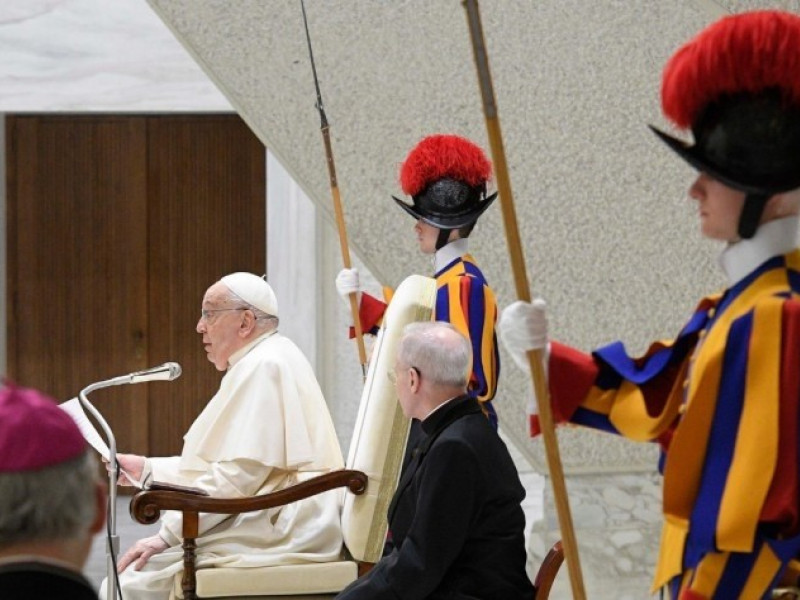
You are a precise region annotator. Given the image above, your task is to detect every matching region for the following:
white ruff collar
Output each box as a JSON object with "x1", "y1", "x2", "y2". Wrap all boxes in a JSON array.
[
  {"x1": 718, "y1": 216, "x2": 799, "y2": 286},
  {"x1": 433, "y1": 238, "x2": 469, "y2": 273}
]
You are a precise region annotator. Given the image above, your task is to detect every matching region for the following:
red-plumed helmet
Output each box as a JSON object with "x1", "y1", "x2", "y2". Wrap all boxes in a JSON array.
[
  {"x1": 650, "y1": 10, "x2": 800, "y2": 238},
  {"x1": 392, "y1": 134, "x2": 497, "y2": 230}
]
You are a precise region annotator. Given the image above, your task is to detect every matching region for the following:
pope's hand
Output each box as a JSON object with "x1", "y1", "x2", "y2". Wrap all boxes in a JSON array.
[
  {"x1": 115, "y1": 453, "x2": 145, "y2": 486},
  {"x1": 498, "y1": 299, "x2": 549, "y2": 372},
  {"x1": 117, "y1": 534, "x2": 169, "y2": 572},
  {"x1": 335, "y1": 268, "x2": 361, "y2": 300}
]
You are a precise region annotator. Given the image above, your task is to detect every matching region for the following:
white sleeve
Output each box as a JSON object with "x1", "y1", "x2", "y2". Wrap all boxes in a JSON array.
[{"x1": 146, "y1": 456, "x2": 190, "y2": 486}]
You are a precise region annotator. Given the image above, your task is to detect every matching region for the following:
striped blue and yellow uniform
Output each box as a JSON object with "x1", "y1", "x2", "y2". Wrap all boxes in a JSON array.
[
  {"x1": 356, "y1": 253, "x2": 499, "y2": 425},
  {"x1": 540, "y1": 250, "x2": 800, "y2": 599}
]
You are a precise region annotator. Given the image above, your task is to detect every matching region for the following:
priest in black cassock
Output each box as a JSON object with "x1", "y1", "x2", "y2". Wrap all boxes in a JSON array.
[{"x1": 337, "y1": 321, "x2": 534, "y2": 600}]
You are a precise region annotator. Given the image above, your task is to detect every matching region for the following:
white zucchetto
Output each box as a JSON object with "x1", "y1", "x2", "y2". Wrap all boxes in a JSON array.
[{"x1": 220, "y1": 272, "x2": 279, "y2": 317}]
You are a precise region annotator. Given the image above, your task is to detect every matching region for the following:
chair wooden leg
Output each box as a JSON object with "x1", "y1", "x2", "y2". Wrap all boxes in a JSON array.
[
  {"x1": 533, "y1": 540, "x2": 564, "y2": 600},
  {"x1": 182, "y1": 511, "x2": 199, "y2": 600}
]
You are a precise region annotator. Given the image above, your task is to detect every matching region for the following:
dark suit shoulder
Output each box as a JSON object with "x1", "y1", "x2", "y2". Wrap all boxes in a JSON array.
[{"x1": 0, "y1": 562, "x2": 97, "y2": 600}]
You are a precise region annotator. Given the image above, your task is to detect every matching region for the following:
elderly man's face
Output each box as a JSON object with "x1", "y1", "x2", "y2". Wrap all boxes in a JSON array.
[{"x1": 196, "y1": 282, "x2": 247, "y2": 371}]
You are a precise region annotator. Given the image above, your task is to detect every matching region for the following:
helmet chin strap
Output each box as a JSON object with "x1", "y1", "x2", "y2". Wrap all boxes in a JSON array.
[
  {"x1": 435, "y1": 228, "x2": 453, "y2": 251},
  {"x1": 737, "y1": 193, "x2": 769, "y2": 240}
]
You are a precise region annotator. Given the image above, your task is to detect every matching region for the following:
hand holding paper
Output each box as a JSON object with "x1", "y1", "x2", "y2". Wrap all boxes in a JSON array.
[
  {"x1": 59, "y1": 397, "x2": 145, "y2": 488},
  {"x1": 116, "y1": 453, "x2": 146, "y2": 486}
]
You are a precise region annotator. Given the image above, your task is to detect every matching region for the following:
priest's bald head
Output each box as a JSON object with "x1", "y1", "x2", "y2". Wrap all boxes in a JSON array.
[
  {"x1": 0, "y1": 383, "x2": 106, "y2": 570},
  {"x1": 392, "y1": 322, "x2": 472, "y2": 421},
  {"x1": 197, "y1": 272, "x2": 280, "y2": 371}
]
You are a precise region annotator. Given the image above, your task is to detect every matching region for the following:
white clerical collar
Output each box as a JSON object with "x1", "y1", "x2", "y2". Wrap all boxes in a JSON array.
[
  {"x1": 718, "y1": 216, "x2": 799, "y2": 286},
  {"x1": 422, "y1": 395, "x2": 460, "y2": 421},
  {"x1": 433, "y1": 238, "x2": 469, "y2": 273},
  {"x1": 227, "y1": 328, "x2": 278, "y2": 369}
]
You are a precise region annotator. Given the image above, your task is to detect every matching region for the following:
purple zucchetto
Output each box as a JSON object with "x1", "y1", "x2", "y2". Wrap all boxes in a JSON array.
[{"x1": 0, "y1": 383, "x2": 86, "y2": 472}]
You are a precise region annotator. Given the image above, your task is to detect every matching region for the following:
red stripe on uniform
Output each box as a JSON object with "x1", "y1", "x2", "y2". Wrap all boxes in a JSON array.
[{"x1": 761, "y1": 301, "x2": 800, "y2": 533}]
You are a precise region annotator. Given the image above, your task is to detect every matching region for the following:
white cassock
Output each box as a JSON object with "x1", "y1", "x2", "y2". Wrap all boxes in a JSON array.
[{"x1": 102, "y1": 330, "x2": 344, "y2": 600}]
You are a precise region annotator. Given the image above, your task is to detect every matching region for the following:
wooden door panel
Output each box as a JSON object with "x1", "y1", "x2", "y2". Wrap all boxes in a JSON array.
[{"x1": 6, "y1": 115, "x2": 150, "y2": 452}]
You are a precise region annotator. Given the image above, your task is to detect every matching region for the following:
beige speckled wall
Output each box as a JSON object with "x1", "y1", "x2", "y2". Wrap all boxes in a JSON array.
[{"x1": 144, "y1": 1, "x2": 800, "y2": 595}]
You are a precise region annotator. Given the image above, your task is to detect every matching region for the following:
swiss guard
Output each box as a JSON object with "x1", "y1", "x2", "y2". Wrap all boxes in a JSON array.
[
  {"x1": 498, "y1": 10, "x2": 800, "y2": 599},
  {"x1": 337, "y1": 134, "x2": 501, "y2": 427}
]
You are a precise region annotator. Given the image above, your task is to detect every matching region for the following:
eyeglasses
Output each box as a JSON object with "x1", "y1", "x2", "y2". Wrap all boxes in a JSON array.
[{"x1": 200, "y1": 307, "x2": 248, "y2": 322}]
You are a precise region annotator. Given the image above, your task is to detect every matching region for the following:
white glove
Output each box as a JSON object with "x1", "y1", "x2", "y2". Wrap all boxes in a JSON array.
[
  {"x1": 498, "y1": 298, "x2": 549, "y2": 373},
  {"x1": 335, "y1": 268, "x2": 361, "y2": 300}
]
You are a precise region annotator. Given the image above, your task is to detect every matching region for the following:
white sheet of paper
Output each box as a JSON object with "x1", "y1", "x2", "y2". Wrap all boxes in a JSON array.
[
  {"x1": 59, "y1": 397, "x2": 143, "y2": 488},
  {"x1": 59, "y1": 397, "x2": 111, "y2": 460}
]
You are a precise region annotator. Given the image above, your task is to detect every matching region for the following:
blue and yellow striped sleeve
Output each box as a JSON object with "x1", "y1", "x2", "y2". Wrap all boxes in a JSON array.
[{"x1": 541, "y1": 296, "x2": 713, "y2": 441}]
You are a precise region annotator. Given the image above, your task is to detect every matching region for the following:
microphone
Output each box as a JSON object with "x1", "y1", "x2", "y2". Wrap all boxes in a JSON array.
[
  {"x1": 96, "y1": 362, "x2": 182, "y2": 387},
  {"x1": 124, "y1": 362, "x2": 182, "y2": 385}
]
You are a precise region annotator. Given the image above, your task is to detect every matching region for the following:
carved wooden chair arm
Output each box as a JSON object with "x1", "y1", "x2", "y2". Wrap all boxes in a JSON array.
[
  {"x1": 130, "y1": 468, "x2": 368, "y2": 525},
  {"x1": 534, "y1": 540, "x2": 564, "y2": 600}
]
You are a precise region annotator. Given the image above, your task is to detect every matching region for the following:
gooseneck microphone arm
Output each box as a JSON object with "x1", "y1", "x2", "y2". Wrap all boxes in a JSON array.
[{"x1": 77, "y1": 362, "x2": 182, "y2": 600}]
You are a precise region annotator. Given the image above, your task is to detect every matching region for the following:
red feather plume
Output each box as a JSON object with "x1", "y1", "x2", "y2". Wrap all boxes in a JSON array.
[
  {"x1": 399, "y1": 134, "x2": 492, "y2": 197},
  {"x1": 662, "y1": 10, "x2": 800, "y2": 129}
]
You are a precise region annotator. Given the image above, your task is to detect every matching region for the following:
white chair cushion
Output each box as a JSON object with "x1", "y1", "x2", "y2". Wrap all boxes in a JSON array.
[{"x1": 171, "y1": 561, "x2": 358, "y2": 598}]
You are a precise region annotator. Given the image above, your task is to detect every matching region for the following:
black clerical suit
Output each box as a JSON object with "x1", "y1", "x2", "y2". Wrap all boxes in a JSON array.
[
  {"x1": 0, "y1": 560, "x2": 98, "y2": 599},
  {"x1": 338, "y1": 395, "x2": 534, "y2": 600}
]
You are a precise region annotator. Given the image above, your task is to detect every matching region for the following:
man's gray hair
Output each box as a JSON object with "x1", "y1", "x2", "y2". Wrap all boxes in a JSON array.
[
  {"x1": 397, "y1": 321, "x2": 471, "y2": 388},
  {"x1": 0, "y1": 450, "x2": 99, "y2": 547},
  {"x1": 224, "y1": 288, "x2": 279, "y2": 330}
]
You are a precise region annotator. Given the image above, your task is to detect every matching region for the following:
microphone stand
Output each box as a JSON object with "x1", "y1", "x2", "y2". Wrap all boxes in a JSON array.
[
  {"x1": 79, "y1": 379, "x2": 125, "y2": 600},
  {"x1": 75, "y1": 363, "x2": 181, "y2": 599}
]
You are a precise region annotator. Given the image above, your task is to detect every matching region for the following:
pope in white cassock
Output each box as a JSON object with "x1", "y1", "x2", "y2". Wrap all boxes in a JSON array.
[{"x1": 101, "y1": 272, "x2": 345, "y2": 600}]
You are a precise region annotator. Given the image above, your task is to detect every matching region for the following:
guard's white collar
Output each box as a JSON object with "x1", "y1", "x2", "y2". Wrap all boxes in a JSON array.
[
  {"x1": 433, "y1": 238, "x2": 469, "y2": 274},
  {"x1": 718, "y1": 216, "x2": 799, "y2": 286}
]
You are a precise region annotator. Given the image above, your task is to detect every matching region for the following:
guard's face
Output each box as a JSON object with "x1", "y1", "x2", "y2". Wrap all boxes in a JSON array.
[
  {"x1": 196, "y1": 283, "x2": 246, "y2": 371},
  {"x1": 689, "y1": 172, "x2": 746, "y2": 241},
  {"x1": 414, "y1": 220, "x2": 440, "y2": 255}
]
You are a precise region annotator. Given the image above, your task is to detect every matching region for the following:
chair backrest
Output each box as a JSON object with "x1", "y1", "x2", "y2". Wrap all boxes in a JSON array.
[{"x1": 341, "y1": 274, "x2": 436, "y2": 563}]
